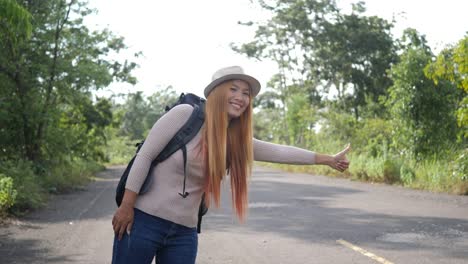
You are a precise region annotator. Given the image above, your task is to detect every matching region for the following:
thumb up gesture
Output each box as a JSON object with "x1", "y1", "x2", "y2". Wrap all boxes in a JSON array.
[{"x1": 331, "y1": 144, "x2": 351, "y2": 172}]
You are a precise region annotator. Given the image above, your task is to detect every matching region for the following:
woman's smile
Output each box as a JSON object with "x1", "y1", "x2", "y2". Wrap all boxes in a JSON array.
[{"x1": 227, "y1": 80, "x2": 250, "y2": 120}]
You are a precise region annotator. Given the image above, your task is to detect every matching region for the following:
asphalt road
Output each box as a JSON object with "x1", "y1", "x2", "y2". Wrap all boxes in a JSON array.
[{"x1": 1, "y1": 165, "x2": 467, "y2": 264}]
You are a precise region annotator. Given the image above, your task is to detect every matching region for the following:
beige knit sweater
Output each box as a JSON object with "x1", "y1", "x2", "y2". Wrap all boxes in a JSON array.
[{"x1": 126, "y1": 104, "x2": 317, "y2": 228}]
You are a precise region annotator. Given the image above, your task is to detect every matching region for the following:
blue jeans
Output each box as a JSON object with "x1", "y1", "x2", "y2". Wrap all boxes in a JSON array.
[{"x1": 112, "y1": 208, "x2": 198, "y2": 264}]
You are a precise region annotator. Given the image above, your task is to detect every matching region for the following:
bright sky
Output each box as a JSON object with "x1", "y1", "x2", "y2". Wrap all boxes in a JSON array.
[{"x1": 86, "y1": 0, "x2": 467, "y2": 99}]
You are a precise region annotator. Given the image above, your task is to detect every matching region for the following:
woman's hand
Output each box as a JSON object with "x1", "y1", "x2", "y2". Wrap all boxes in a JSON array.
[
  {"x1": 112, "y1": 189, "x2": 138, "y2": 240},
  {"x1": 331, "y1": 144, "x2": 351, "y2": 172},
  {"x1": 314, "y1": 144, "x2": 351, "y2": 172},
  {"x1": 112, "y1": 203, "x2": 134, "y2": 241}
]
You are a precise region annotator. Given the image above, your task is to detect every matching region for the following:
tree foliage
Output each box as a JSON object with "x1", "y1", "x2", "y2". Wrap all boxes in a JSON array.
[
  {"x1": 285, "y1": 93, "x2": 318, "y2": 146},
  {"x1": 233, "y1": 0, "x2": 396, "y2": 119},
  {"x1": 0, "y1": 0, "x2": 32, "y2": 46},
  {"x1": 0, "y1": 0, "x2": 138, "y2": 163},
  {"x1": 386, "y1": 29, "x2": 460, "y2": 158},
  {"x1": 314, "y1": 5, "x2": 397, "y2": 118},
  {"x1": 115, "y1": 86, "x2": 180, "y2": 140},
  {"x1": 425, "y1": 35, "x2": 468, "y2": 139}
]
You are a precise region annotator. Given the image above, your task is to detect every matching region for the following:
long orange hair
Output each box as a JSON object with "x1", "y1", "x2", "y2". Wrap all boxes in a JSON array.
[{"x1": 201, "y1": 80, "x2": 254, "y2": 221}]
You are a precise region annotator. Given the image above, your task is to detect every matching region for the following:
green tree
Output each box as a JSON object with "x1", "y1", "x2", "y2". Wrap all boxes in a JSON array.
[
  {"x1": 0, "y1": 0, "x2": 138, "y2": 162},
  {"x1": 0, "y1": 0, "x2": 31, "y2": 44},
  {"x1": 233, "y1": 1, "x2": 396, "y2": 120},
  {"x1": 285, "y1": 93, "x2": 318, "y2": 146},
  {"x1": 386, "y1": 29, "x2": 460, "y2": 158},
  {"x1": 117, "y1": 87, "x2": 180, "y2": 140},
  {"x1": 313, "y1": 3, "x2": 397, "y2": 119},
  {"x1": 119, "y1": 92, "x2": 148, "y2": 140},
  {"x1": 425, "y1": 35, "x2": 468, "y2": 140},
  {"x1": 0, "y1": 0, "x2": 32, "y2": 159},
  {"x1": 145, "y1": 86, "x2": 179, "y2": 131},
  {"x1": 232, "y1": 0, "x2": 337, "y2": 100},
  {"x1": 252, "y1": 87, "x2": 286, "y2": 142}
]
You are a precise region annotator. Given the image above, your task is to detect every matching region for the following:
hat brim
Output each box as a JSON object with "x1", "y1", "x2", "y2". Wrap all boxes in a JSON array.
[{"x1": 204, "y1": 74, "x2": 261, "y2": 98}]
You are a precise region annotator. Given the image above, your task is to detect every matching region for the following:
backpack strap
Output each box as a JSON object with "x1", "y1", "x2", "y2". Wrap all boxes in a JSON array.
[
  {"x1": 179, "y1": 144, "x2": 189, "y2": 198},
  {"x1": 155, "y1": 104, "x2": 205, "y2": 162},
  {"x1": 197, "y1": 193, "x2": 208, "y2": 233},
  {"x1": 139, "y1": 103, "x2": 205, "y2": 195}
]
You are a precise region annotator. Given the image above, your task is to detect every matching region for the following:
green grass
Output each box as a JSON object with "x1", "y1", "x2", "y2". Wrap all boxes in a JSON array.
[
  {"x1": 257, "y1": 150, "x2": 468, "y2": 195},
  {"x1": 0, "y1": 158, "x2": 105, "y2": 217}
]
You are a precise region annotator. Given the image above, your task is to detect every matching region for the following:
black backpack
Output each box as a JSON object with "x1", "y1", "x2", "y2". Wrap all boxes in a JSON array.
[{"x1": 115, "y1": 93, "x2": 208, "y2": 233}]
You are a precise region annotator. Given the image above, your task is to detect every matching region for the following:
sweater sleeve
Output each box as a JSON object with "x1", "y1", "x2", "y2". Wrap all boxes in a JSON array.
[
  {"x1": 125, "y1": 104, "x2": 194, "y2": 193},
  {"x1": 253, "y1": 138, "x2": 316, "y2": 165}
]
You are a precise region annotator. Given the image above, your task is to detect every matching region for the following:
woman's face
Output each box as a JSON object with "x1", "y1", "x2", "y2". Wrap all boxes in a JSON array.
[{"x1": 227, "y1": 80, "x2": 251, "y2": 120}]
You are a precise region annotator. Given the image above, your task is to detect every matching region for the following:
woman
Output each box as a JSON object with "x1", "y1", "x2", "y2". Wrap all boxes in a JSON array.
[{"x1": 112, "y1": 66, "x2": 350, "y2": 264}]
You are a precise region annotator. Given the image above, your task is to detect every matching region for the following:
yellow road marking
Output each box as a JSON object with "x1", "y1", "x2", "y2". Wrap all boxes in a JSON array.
[{"x1": 337, "y1": 239, "x2": 395, "y2": 264}]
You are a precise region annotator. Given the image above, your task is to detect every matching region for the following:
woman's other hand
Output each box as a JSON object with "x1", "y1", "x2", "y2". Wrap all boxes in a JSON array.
[
  {"x1": 112, "y1": 203, "x2": 134, "y2": 240},
  {"x1": 112, "y1": 190, "x2": 137, "y2": 240}
]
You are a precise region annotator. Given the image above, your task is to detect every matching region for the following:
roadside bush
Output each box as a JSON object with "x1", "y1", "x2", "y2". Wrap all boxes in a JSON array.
[
  {"x1": 453, "y1": 181, "x2": 468, "y2": 195},
  {"x1": 409, "y1": 158, "x2": 451, "y2": 192},
  {"x1": 400, "y1": 163, "x2": 416, "y2": 185},
  {"x1": 0, "y1": 156, "x2": 105, "y2": 216},
  {"x1": 349, "y1": 154, "x2": 373, "y2": 181},
  {"x1": 353, "y1": 118, "x2": 393, "y2": 158},
  {"x1": 450, "y1": 148, "x2": 468, "y2": 195},
  {"x1": 451, "y1": 149, "x2": 467, "y2": 181},
  {"x1": 383, "y1": 158, "x2": 401, "y2": 184},
  {"x1": 0, "y1": 160, "x2": 46, "y2": 212},
  {"x1": 103, "y1": 127, "x2": 136, "y2": 165},
  {"x1": 344, "y1": 152, "x2": 402, "y2": 184},
  {"x1": 42, "y1": 158, "x2": 104, "y2": 193},
  {"x1": 0, "y1": 174, "x2": 17, "y2": 216}
]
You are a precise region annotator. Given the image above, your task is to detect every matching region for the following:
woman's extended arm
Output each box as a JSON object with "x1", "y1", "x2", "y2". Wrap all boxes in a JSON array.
[{"x1": 253, "y1": 138, "x2": 350, "y2": 172}]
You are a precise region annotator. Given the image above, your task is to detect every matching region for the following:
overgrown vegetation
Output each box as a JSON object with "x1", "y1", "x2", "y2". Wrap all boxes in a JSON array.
[{"x1": 0, "y1": 0, "x2": 137, "y2": 216}]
